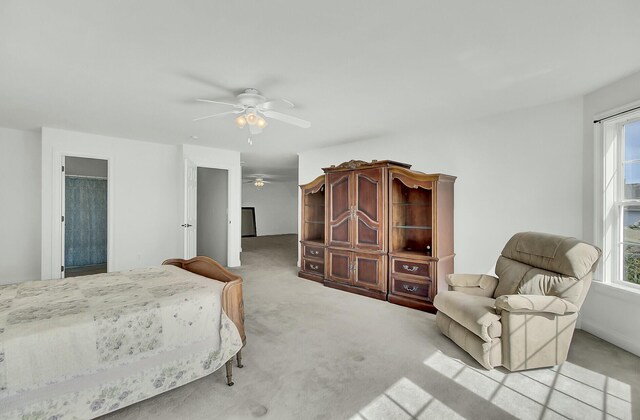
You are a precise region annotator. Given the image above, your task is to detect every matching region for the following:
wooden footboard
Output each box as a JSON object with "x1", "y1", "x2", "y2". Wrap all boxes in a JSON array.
[{"x1": 162, "y1": 256, "x2": 246, "y2": 345}]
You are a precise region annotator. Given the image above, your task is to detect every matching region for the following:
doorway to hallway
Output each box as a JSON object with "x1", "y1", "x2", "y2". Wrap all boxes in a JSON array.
[
  {"x1": 63, "y1": 156, "x2": 108, "y2": 277},
  {"x1": 196, "y1": 167, "x2": 229, "y2": 265}
]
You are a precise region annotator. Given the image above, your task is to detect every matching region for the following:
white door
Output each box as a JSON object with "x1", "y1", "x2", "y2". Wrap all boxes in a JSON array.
[{"x1": 183, "y1": 159, "x2": 197, "y2": 259}]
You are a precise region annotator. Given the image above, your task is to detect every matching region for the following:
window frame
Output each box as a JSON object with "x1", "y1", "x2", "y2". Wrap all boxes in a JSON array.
[{"x1": 600, "y1": 109, "x2": 640, "y2": 290}]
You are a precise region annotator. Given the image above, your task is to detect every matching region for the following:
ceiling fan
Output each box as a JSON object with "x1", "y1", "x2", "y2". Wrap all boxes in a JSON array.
[
  {"x1": 243, "y1": 175, "x2": 273, "y2": 189},
  {"x1": 194, "y1": 88, "x2": 311, "y2": 136}
]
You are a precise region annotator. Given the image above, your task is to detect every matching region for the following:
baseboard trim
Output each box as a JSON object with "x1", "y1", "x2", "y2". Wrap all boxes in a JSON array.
[{"x1": 580, "y1": 320, "x2": 640, "y2": 356}]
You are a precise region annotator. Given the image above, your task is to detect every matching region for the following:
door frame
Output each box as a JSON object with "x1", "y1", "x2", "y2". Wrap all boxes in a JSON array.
[
  {"x1": 181, "y1": 145, "x2": 241, "y2": 267},
  {"x1": 60, "y1": 153, "x2": 114, "y2": 278},
  {"x1": 188, "y1": 165, "x2": 230, "y2": 263}
]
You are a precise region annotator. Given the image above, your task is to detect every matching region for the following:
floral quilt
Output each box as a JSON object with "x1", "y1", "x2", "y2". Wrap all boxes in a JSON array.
[{"x1": 0, "y1": 265, "x2": 243, "y2": 419}]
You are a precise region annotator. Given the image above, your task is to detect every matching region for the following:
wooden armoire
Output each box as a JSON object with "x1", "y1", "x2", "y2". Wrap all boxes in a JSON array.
[{"x1": 298, "y1": 159, "x2": 455, "y2": 313}]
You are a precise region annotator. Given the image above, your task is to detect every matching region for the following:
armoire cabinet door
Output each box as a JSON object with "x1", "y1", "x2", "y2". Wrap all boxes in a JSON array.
[
  {"x1": 326, "y1": 248, "x2": 352, "y2": 285},
  {"x1": 327, "y1": 171, "x2": 353, "y2": 248},
  {"x1": 354, "y1": 168, "x2": 385, "y2": 251},
  {"x1": 353, "y1": 252, "x2": 386, "y2": 291}
]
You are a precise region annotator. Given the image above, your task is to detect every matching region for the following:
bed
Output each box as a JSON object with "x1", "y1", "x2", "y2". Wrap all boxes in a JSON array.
[{"x1": 0, "y1": 256, "x2": 245, "y2": 419}]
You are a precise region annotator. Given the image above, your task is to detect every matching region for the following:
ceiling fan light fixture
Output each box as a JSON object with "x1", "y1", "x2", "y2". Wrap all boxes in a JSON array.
[
  {"x1": 246, "y1": 112, "x2": 258, "y2": 125},
  {"x1": 235, "y1": 115, "x2": 247, "y2": 128},
  {"x1": 254, "y1": 178, "x2": 265, "y2": 189},
  {"x1": 256, "y1": 116, "x2": 267, "y2": 128}
]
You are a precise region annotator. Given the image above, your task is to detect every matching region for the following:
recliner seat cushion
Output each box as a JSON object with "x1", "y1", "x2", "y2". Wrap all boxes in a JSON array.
[
  {"x1": 494, "y1": 257, "x2": 583, "y2": 302},
  {"x1": 516, "y1": 268, "x2": 582, "y2": 304},
  {"x1": 433, "y1": 291, "x2": 501, "y2": 342}
]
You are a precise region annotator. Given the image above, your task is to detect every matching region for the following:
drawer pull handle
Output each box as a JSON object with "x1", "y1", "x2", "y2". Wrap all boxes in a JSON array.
[
  {"x1": 310, "y1": 264, "x2": 319, "y2": 270},
  {"x1": 403, "y1": 284, "x2": 419, "y2": 292},
  {"x1": 310, "y1": 250, "x2": 320, "y2": 255},
  {"x1": 402, "y1": 264, "x2": 419, "y2": 272}
]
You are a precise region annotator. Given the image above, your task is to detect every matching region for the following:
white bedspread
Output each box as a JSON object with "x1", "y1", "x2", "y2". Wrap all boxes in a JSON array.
[{"x1": 0, "y1": 265, "x2": 243, "y2": 419}]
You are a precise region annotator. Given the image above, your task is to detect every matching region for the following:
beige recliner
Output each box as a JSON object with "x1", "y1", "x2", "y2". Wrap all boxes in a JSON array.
[{"x1": 433, "y1": 232, "x2": 601, "y2": 371}]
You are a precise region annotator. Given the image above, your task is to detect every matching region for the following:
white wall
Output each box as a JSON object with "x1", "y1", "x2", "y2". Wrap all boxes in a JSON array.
[
  {"x1": 242, "y1": 181, "x2": 298, "y2": 236},
  {"x1": 182, "y1": 144, "x2": 242, "y2": 267},
  {"x1": 580, "y1": 70, "x2": 640, "y2": 356},
  {"x1": 0, "y1": 127, "x2": 41, "y2": 284},
  {"x1": 299, "y1": 97, "x2": 585, "y2": 276},
  {"x1": 41, "y1": 127, "x2": 182, "y2": 279}
]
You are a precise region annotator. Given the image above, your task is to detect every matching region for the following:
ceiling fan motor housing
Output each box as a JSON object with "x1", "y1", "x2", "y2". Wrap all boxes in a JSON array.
[{"x1": 238, "y1": 88, "x2": 265, "y2": 107}]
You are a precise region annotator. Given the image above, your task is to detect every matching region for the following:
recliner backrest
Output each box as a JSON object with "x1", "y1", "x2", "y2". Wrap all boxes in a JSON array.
[{"x1": 494, "y1": 232, "x2": 601, "y2": 308}]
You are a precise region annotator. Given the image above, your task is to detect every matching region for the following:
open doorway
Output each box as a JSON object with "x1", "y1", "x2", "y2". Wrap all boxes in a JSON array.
[
  {"x1": 196, "y1": 167, "x2": 228, "y2": 265},
  {"x1": 63, "y1": 156, "x2": 108, "y2": 277}
]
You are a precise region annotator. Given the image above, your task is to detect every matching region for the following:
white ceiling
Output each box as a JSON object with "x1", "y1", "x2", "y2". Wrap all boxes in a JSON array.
[{"x1": 2, "y1": 1, "x2": 640, "y2": 180}]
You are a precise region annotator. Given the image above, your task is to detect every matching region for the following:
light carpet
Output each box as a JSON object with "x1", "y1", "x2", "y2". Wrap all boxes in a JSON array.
[{"x1": 104, "y1": 234, "x2": 640, "y2": 420}]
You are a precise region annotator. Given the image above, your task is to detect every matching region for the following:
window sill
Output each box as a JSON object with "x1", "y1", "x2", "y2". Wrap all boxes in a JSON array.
[{"x1": 590, "y1": 280, "x2": 640, "y2": 302}]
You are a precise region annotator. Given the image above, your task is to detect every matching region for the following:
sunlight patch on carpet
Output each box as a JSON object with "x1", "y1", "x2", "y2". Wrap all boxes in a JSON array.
[
  {"x1": 423, "y1": 351, "x2": 632, "y2": 420},
  {"x1": 350, "y1": 377, "x2": 464, "y2": 420}
]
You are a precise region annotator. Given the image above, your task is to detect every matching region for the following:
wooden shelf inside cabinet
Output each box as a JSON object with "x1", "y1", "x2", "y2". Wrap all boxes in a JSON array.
[
  {"x1": 390, "y1": 177, "x2": 433, "y2": 256},
  {"x1": 393, "y1": 225, "x2": 432, "y2": 230},
  {"x1": 390, "y1": 249, "x2": 437, "y2": 259}
]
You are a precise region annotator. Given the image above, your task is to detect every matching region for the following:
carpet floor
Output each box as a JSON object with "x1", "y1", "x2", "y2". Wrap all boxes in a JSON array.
[{"x1": 105, "y1": 234, "x2": 640, "y2": 420}]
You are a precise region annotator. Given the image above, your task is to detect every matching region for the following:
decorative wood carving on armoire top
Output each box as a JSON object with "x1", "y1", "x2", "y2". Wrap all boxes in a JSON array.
[{"x1": 298, "y1": 159, "x2": 455, "y2": 313}]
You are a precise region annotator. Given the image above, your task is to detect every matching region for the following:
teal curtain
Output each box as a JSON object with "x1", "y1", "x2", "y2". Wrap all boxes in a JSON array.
[{"x1": 65, "y1": 177, "x2": 108, "y2": 267}]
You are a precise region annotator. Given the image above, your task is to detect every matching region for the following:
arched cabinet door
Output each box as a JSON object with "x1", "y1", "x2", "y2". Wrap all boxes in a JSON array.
[
  {"x1": 354, "y1": 168, "x2": 385, "y2": 251},
  {"x1": 326, "y1": 168, "x2": 386, "y2": 251},
  {"x1": 326, "y1": 171, "x2": 353, "y2": 248}
]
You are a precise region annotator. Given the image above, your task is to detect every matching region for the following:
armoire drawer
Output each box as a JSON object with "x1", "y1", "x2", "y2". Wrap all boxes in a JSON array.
[
  {"x1": 391, "y1": 258, "x2": 431, "y2": 279},
  {"x1": 390, "y1": 276, "x2": 432, "y2": 301},
  {"x1": 303, "y1": 244, "x2": 325, "y2": 260},
  {"x1": 302, "y1": 258, "x2": 324, "y2": 276}
]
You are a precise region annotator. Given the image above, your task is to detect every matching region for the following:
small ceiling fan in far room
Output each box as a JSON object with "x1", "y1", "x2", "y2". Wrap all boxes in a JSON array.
[
  {"x1": 194, "y1": 88, "x2": 311, "y2": 144},
  {"x1": 243, "y1": 175, "x2": 273, "y2": 189}
]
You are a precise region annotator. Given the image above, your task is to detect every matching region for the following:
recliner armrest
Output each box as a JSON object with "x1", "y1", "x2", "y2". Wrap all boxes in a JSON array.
[
  {"x1": 446, "y1": 274, "x2": 498, "y2": 297},
  {"x1": 495, "y1": 294, "x2": 578, "y2": 315}
]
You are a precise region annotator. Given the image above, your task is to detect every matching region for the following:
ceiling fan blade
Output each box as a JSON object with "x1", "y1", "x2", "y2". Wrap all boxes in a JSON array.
[
  {"x1": 261, "y1": 110, "x2": 311, "y2": 128},
  {"x1": 193, "y1": 109, "x2": 242, "y2": 121},
  {"x1": 196, "y1": 98, "x2": 241, "y2": 108},
  {"x1": 259, "y1": 98, "x2": 295, "y2": 110}
]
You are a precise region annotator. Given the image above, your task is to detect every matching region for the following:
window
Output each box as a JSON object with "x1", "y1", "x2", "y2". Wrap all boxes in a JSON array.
[{"x1": 601, "y1": 110, "x2": 640, "y2": 288}]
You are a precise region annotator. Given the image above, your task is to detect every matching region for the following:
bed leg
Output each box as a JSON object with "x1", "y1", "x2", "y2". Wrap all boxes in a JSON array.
[
  {"x1": 236, "y1": 350, "x2": 244, "y2": 368},
  {"x1": 225, "y1": 359, "x2": 234, "y2": 386}
]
